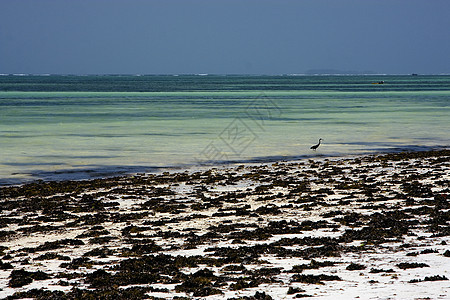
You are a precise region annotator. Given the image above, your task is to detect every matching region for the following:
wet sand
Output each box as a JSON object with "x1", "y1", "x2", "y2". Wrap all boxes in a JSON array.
[{"x1": 0, "y1": 150, "x2": 449, "y2": 299}]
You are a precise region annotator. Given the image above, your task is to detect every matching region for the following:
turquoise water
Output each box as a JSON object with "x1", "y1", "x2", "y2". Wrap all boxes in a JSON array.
[{"x1": 0, "y1": 75, "x2": 449, "y2": 185}]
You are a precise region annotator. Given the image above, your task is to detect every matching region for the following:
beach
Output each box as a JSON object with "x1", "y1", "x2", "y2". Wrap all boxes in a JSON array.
[
  {"x1": 0, "y1": 149, "x2": 449, "y2": 299},
  {"x1": 2, "y1": 1, "x2": 450, "y2": 298}
]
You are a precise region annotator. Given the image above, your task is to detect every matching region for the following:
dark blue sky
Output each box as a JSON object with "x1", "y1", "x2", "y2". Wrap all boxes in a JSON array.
[{"x1": 1, "y1": 0, "x2": 449, "y2": 75}]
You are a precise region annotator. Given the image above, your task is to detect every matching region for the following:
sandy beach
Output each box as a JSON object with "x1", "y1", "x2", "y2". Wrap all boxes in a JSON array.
[{"x1": 0, "y1": 149, "x2": 449, "y2": 299}]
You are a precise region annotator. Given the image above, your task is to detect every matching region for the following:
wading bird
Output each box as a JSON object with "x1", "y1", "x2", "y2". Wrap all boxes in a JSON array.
[{"x1": 310, "y1": 138, "x2": 323, "y2": 151}]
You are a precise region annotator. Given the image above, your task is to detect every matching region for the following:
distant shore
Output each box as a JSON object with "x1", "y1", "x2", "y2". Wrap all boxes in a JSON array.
[{"x1": 0, "y1": 149, "x2": 449, "y2": 299}]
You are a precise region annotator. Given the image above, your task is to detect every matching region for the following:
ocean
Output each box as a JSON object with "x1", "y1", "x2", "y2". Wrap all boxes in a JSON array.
[{"x1": 0, "y1": 74, "x2": 449, "y2": 185}]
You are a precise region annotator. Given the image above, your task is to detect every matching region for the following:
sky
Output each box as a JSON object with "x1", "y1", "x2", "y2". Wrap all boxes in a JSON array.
[{"x1": 1, "y1": 0, "x2": 450, "y2": 75}]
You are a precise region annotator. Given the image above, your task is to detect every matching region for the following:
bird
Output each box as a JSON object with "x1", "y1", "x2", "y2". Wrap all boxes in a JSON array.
[{"x1": 310, "y1": 138, "x2": 322, "y2": 151}]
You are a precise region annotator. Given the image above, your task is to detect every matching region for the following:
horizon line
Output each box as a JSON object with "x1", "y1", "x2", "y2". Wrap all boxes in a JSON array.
[{"x1": 2, "y1": 72, "x2": 450, "y2": 77}]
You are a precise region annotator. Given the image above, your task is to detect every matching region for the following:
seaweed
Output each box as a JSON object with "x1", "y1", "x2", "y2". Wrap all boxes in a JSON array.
[
  {"x1": 121, "y1": 242, "x2": 162, "y2": 256},
  {"x1": 84, "y1": 247, "x2": 115, "y2": 258},
  {"x1": 333, "y1": 212, "x2": 365, "y2": 226},
  {"x1": 0, "y1": 230, "x2": 15, "y2": 241},
  {"x1": 86, "y1": 268, "x2": 160, "y2": 288},
  {"x1": 9, "y1": 269, "x2": 50, "y2": 288},
  {"x1": 221, "y1": 264, "x2": 247, "y2": 273},
  {"x1": 397, "y1": 262, "x2": 430, "y2": 270},
  {"x1": 369, "y1": 268, "x2": 394, "y2": 273},
  {"x1": 89, "y1": 236, "x2": 117, "y2": 244},
  {"x1": 291, "y1": 274, "x2": 342, "y2": 284},
  {"x1": 229, "y1": 278, "x2": 261, "y2": 291},
  {"x1": 76, "y1": 229, "x2": 110, "y2": 238},
  {"x1": 228, "y1": 291, "x2": 273, "y2": 300},
  {"x1": 409, "y1": 275, "x2": 448, "y2": 283},
  {"x1": 346, "y1": 262, "x2": 366, "y2": 270},
  {"x1": 24, "y1": 286, "x2": 154, "y2": 300},
  {"x1": 7, "y1": 288, "x2": 65, "y2": 300},
  {"x1": 287, "y1": 287, "x2": 306, "y2": 294},
  {"x1": 340, "y1": 211, "x2": 411, "y2": 243},
  {"x1": 60, "y1": 257, "x2": 93, "y2": 269},
  {"x1": 255, "y1": 204, "x2": 281, "y2": 215},
  {"x1": 35, "y1": 252, "x2": 71, "y2": 261},
  {"x1": 0, "y1": 260, "x2": 13, "y2": 269},
  {"x1": 288, "y1": 260, "x2": 337, "y2": 273},
  {"x1": 1, "y1": 149, "x2": 449, "y2": 298},
  {"x1": 175, "y1": 269, "x2": 223, "y2": 296}
]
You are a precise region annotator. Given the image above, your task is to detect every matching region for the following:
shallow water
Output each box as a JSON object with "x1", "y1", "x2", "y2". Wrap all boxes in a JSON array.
[{"x1": 0, "y1": 75, "x2": 449, "y2": 185}]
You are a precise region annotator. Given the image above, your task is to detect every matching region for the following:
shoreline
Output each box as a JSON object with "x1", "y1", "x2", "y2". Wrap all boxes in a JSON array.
[
  {"x1": 2, "y1": 145, "x2": 448, "y2": 188},
  {"x1": 0, "y1": 149, "x2": 449, "y2": 299}
]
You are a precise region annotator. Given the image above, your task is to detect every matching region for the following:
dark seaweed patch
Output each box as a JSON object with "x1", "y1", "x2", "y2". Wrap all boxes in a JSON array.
[
  {"x1": 396, "y1": 262, "x2": 430, "y2": 270},
  {"x1": 288, "y1": 260, "x2": 337, "y2": 273},
  {"x1": 287, "y1": 286, "x2": 306, "y2": 294},
  {"x1": 60, "y1": 257, "x2": 93, "y2": 269},
  {"x1": 121, "y1": 242, "x2": 162, "y2": 256},
  {"x1": 346, "y1": 262, "x2": 366, "y2": 270},
  {"x1": 0, "y1": 230, "x2": 15, "y2": 241},
  {"x1": 369, "y1": 268, "x2": 394, "y2": 273},
  {"x1": 0, "y1": 260, "x2": 13, "y2": 269},
  {"x1": 20, "y1": 238, "x2": 85, "y2": 254},
  {"x1": 340, "y1": 211, "x2": 411, "y2": 243},
  {"x1": 84, "y1": 247, "x2": 116, "y2": 258},
  {"x1": 221, "y1": 264, "x2": 247, "y2": 273},
  {"x1": 291, "y1": 274, "x2": 342, "y2": 284},
  {"x1": 76, "y1": 229, "x2": 110, "y2": 238},
  {"x1": 35, "y1": 252, "x2": 71, "y2": 261},
  {"x1": 228, "y1": 291, "x2": 274, "y2": 300},
  {"x1": 409, "y1": 275, "x2": 448, "y2": 283},
  {"x1": 175, "y1": 269, "x2": 223, "y2": 296},
  {"x1": 9, "y1": 269, "x2": 50, "y2": 288},
  {"x1": 8, "y1": 286, "x2": 154, "y2": 300}
]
